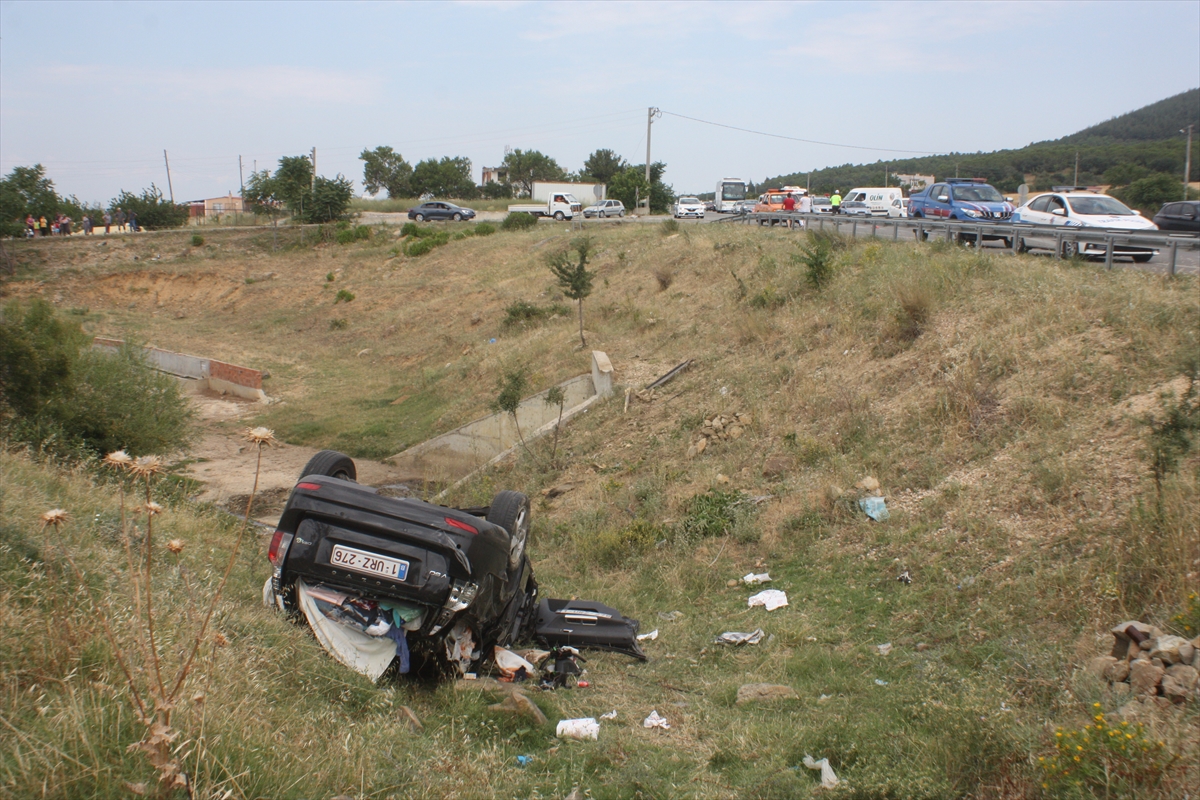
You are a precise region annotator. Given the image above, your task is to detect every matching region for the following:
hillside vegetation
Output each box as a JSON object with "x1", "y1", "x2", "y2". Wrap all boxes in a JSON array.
[
  {"x1": 2, "y1": 222, "x2": 1198, "y2": 798},
  {"x1": 759, "y1": 89, "x2": 1200, "y2": 204}
]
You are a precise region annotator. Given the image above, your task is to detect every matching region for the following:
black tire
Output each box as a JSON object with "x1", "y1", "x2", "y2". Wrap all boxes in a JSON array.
[
  {"x1": 452, "y1": 213, "x2": 462, "y2": 222},
  {"x1": 1132, "y1": 254, "x2": 1153, "y2": 263},
  {"x1": 1061, "y1": 239, "x2": 1079, "y2": 259},
  {"x1": 554, "y1": 211, "x2": 565, "y2": 221},
  {"x1": 414, "y1": 213, "x2": 425, "y2": 223},
  {"x1": 487, "y1": 491, "x2": 530, "y2": 572},
  {"x1": 618, "y1": 211, "x2": 624, "y2": 217},
  {"x1": 299, "y1": 450, "x2": 356, "y2": 482}
]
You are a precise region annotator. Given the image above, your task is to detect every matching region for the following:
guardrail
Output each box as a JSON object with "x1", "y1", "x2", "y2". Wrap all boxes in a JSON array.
[{"x1": 721, "y1": 212, "x2": 1199, "y2": 275}]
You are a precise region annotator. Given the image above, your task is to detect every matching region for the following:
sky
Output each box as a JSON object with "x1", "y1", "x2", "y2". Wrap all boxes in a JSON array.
[{"x1": 2, "y1": 0, "x2": 1198, "y2": 204}]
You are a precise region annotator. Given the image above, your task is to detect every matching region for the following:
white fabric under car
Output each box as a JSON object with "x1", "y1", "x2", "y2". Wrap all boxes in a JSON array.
[{"x1": 296, "y1": 579, "x2": 396, "y2": 681}]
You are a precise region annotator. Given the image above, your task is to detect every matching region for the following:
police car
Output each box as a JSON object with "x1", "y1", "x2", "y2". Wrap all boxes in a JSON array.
[
  {"x1": 673, "y1": 196, "x2": 706, "y2": 219},
  {"x1": 1011, "y1": 188, "x2": 1158, "y2": 262}
]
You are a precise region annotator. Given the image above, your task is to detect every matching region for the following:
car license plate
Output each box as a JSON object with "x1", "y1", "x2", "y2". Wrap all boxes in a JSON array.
[{"x1": 329, "y1": 544, "x2": 408, "y2": 581}]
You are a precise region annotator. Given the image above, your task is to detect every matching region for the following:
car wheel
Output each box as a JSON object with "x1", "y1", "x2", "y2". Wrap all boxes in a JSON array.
[
  {"x1": 1132, "y1": 254, "x2": 1153, "y2": 263},
  {"x1": 452, "y1": 213, "x2": 462, "y2": 222},
  {"x1": 1061, "y1": 239, "x2": 1079, "y2": 259},
  {"x1": 414, "y1": 213, "x2": 425, "y2": 222},
  {"x1": 299, "y1": 450, "x2": 356, "y2": 482},
  {"x1": 554, "y1": 211, "x2": 565, "y2": 221},
  {"x1": 487, "y1": 491, "x2": 531, "y2": 572},
  {"x1": 618, "y1": 211, "x2": 624, "y2": 217}
]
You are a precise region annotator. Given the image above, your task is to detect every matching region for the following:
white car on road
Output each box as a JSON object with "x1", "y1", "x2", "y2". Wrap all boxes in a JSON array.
[
  {"x1": 1011, "y1": 190, "x2": 1158, "y2": 262},
  {"x1": 673, "y1": 197, "x2": 705, "y2": 219},
  {"x1": 583, "y1": 199, "x2": 625, "y2": 218}
]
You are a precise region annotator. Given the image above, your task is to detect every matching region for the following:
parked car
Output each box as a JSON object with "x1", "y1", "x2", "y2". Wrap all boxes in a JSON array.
[
  {"x1": 267, "y1": 451, "x2": 647, "y2": 678},
  {"x1": 734, "y1": 199, "x2": 757, "y2": 214},
  {"x1": 407, "y1": 202, "x2": 476, "y2": 222},
  {"x1": 811, "y1": 197, "x2": 833, "y2": 214},
  {"x1": 583, "y1": 199, "x2": 625, "y2": 218},
  {"x1": 841, "y1": 201, "x2": 872, "y2": 217},
  {"x1": 1011, "y1": 190, "x2": 1158, "y2": 261},
  {"x1": 673, "y1": 196, "x2": 705, "y2": 219},
  {"x1": 1152, "y1": 200, "x2": 1200, "y2": 233}
]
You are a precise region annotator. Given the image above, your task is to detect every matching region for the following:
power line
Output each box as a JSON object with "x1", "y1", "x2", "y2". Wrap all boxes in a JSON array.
[{"x1": 660, "y1": 110, "x2": 937, "y2": 155}]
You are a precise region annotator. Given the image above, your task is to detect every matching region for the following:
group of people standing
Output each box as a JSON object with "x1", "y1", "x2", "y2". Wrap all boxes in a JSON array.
[{"x1": 24, "y1": 208, "x2": 138, "y2": 237}]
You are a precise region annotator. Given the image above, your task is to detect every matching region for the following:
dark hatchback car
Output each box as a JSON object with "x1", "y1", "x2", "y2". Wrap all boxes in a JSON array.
[
  {"x1": 1153, "y1": 201, "x2": 1200, "y2": 233},
  {"x1": 407, "y1": 202, "x2": 476, "y2": 222}
]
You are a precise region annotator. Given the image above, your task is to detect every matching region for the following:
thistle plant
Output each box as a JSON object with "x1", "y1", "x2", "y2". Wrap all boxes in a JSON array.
[{"x1": 49, "y1": 426, "x2": 276, "y2": 793}]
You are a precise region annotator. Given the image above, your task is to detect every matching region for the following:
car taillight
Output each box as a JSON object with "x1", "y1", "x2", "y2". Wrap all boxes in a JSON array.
[
  {"x1": 444, "y1": 517, "x2": 478, "y2": 535},
  {"x1": 268, "y1": 530, "x2": 293, "y2": 566},
  {"x1": 296, "y1": 482, "x2": 321, "y2": 491}
]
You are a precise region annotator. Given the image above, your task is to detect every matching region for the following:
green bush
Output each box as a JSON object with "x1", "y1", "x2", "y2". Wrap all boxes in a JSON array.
[
  {"x1": 500, "y1": 212, "x2": 538, "y2": 231},
  {"x1": 0, "y1": 299, "x2": 194, "y2": 458},
  {"x1": 110, "y1": 185, "x2": 188, "y2": 230},
  {"x1": 404, "y1": 230, "x2": 450, "y2": 256},
  {"x1": 501, "y1": 300, "x2": 572, "y2": 329},
  {"x1": 336, "y1": 228, "x2": 356, "y2": 245},
  {"x1": 581, "y1": 520, "x2": 666, "y2": 567},
  {"x1": 190, "y1": 234, "x2": 204, "y2": 247},
  {"x1": 474, "y1": 222, "x2": 496, "y2": 236},
  {"x1": 329, "y1": 318, "x2": 348, "y2": 330},
  {"x1": 677, "y1": 489, "x2": 755, "y2": 541},
  {"x1": 400, "y1": 222, "x2": 420, "y2": 237},
  {"x1": 334, "y1": 289, "x2": 355, "y2": 303},
  {"x1": 660, "y1": 218, "x2": 679, "y2": 234}
]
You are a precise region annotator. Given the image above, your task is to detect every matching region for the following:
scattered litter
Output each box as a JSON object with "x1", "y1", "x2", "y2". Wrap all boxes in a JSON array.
[
  {"x1": 897, "y1": 570, "x2": 912, "y2": 585},
  {"x1": 658, "y1": 611, "x2": 684, "y2": 621},
  {"x1": 488, "y1": 338, "x2": 496, "y2": 344},
  {"x1": 802, "y1": 755, "x2": 840, "y2": 788},
  {"x1": 576, "y1": 681, "x2": 590, "y2": 688},
  {"x1": 874, "y1": 679, "x2": 889, "y2": 686},
  {"x1": 818, "y1": 694, "x2": 833, "y2": 703},
  {"x1": 957, "y1": 576, "x2": 976, "y2": 590},
  {"x1": 720, "y1": 386, "x2": 729, "y2": 396},
  {"x1": 858, "y1": 496, "x2": 889, "y2": 521},
  {"x1": 643, "y1": 710, "x2": 671, "y2": 730},
  {"x1": 742, "y1": 572, "x2": 772, "y2": 585},
  {"x1": 600, "y1": 710, "x2": 618, "y2": 721},
  {"x1": 637, "y1": 629, "x2": 659, "y2": 641},
  {"x1": 877, "y1": 643, "x2": 893, "y2": 656},
  {"x1": 556, "y1": 718, "x2": 600, "y2": 740},
  {"x1": 748, "y1": 589, "x2": 789, "y2": 611},
  {"x1": 494, "y1": 646, "x2": 535, "y2": 682},
  {"x1": 805, "y1": 636, "x2": 818, "y2": 642},
  {"x1": 463, "y1": 672, "x2": 477, "y2": 680},
  {"x1": 716, "y1": 629, "x2": 766, "y2": 646},
  {"x1": 516, "y1": 755, "x2": 532, "y2": 767}
]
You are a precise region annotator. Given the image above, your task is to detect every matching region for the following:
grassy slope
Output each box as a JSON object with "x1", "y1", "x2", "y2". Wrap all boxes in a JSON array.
[{"x1": 2, "y1": 224, "x2": 1198, "y2": 798}]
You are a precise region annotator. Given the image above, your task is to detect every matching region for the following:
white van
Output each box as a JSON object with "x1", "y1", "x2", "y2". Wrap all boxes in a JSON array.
[{"x1": 844, "y1": 187, "x2": 906, "y2": 218}]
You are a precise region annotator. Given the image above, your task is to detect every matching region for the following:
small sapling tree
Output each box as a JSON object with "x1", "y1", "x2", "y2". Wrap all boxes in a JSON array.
[
  {"x1": 544, "y1": 385, "x2": 566, "y2": 467},
  {"x1": 493, "y1": 367, "x2": 541, "y2": 466},
  {"x1": 548, "y1": 237, "x2": 595, "y2": 347}
]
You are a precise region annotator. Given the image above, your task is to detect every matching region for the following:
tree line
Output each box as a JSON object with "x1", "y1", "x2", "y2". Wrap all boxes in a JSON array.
[{"x1": 358, "y1": 146, "x2": 674, "y2": 213}]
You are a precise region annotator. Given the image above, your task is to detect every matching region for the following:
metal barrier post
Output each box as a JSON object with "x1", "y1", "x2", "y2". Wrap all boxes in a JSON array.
[
  {"x1": 976, "y1": 225, "x2": 984, "y2": 248},
  {"x1": 1011, "y1": 229, "x2": 1020, "y2": 255},
  {"x1": 851, "y1": 219, "x2": 858, "y2": 238},
  {"x1": 1104, "y1": 237, "x2": 1114, "y2": 270},
  {"x1": 1169, "y1": 240, "x2": 1178, "y2": 276},
  {"x1": 893, "y1": 221, "x2": 899, "y2": 241},
  {"x1": 1053, "y1": 232, "x2": 1062, "y2": 260}
]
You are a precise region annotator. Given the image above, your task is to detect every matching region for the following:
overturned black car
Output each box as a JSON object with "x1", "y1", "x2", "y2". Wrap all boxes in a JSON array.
[{"x1": 266, "y1": 450, "x2": 646, "y2": 678}]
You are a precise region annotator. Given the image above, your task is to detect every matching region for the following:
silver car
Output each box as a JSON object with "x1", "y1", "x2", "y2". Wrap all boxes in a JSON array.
[{"x1": 583, "y1": 199, "x2": 625, "y2": 218}]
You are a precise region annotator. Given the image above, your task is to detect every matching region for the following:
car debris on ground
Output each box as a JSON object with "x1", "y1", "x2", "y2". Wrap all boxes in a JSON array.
[
  {"x1": 716, "y1": 629, "x2": 766, "y2": 645},
  {"x1": 747, "y1": 589, "x2": 788, "y2": 611}
]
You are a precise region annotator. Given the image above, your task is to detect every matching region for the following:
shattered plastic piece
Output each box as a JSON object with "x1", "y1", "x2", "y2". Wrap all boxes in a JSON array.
[
  {"x1": 877, "y1": 643, "x2": 893, "y2": 656},
  {"x1": 516, "y1": 755, "x2": 531, "y2": 767},
  {"x1": 858, "y1": 496, "x2": 889, "y2": 521},
  {"x1": 576, "y1": 681, "x2": 590, "y2": 688},
  {"x1": 897, "y1": 570, "x2": 912, "y2": 585},
  {"x1": 742, "y1": 572, "x2": 772, "y2": 585},
  {"x1": 600, "y1": 710, "x2": 618, "y2": 721},
  {"x1": 556, "y1": 718, "x2": 600, "y2": 740},
  {"x1": 643, "y1": 710, "x2": 670, "y2": 730},
  {"x1": 716, "y1": 629, "x2": 766, "y2": 646},
  {"x1": 494, "y1": 646, "x2": 536, "y2": 681},
  {"x1": 874, "y1": 679, "x2": 889, "y2": 686},
  {"x1": 657, "y1": 611, "x2": 684, "y2": 621},
  {"x1": 747, "y1": 589, "x2": 788, "y2": 611},
  {"x1": 637, "y1": 629, "x2": 659, "y2": 641},
  {"x1": 802, "y1": 755, "x2": 840, "y2": 788}
]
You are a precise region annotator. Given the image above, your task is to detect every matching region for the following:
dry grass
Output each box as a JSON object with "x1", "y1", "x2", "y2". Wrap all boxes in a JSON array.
[{"x1": 3, "y1": 224, "x2": 1198, "y2": 797}]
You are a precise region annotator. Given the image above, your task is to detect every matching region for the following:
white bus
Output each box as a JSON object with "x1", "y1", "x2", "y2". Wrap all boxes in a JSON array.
[{"x1": 714, "y1": 178, "x2": 749, "y2": 213}]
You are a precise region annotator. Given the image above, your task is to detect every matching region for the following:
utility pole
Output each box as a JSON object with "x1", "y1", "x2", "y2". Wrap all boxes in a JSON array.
[
  {"x1": 239, "y1": 155, "x2": 244, "y2": 196},
  {"x1": 1184, "y1": 125, "x2": 1193, "y2": 201},
  {"x1": 1074, "y1": 151, "x2": 1079, "y2": 187},
  {"x1": 163, "y1": 150, "x2": 175, "y2": 203},
  {"x1": 645, "y1": 107, "x2": 660, "y2": 212},
  {"x1": 311, "y1": 147, "x2": 317, "y2": 192}
]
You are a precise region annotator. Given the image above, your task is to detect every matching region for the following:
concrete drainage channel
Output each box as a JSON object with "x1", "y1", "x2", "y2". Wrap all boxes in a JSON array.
[
  {"x1": 388, "y1": 351, "x2": 615, "y2": 498},
  {"x1": 91, "y1": 337, "x2": 271, "y2": 403}
]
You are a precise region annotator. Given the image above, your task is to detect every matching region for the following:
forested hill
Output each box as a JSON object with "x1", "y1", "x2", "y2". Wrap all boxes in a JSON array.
[
  {"x1": 1059, "y1": 89, "x2": 1200, "y2": 144},
  {"x1": 755, "y1": 89, "x2": 1198, "y2": 202}
]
